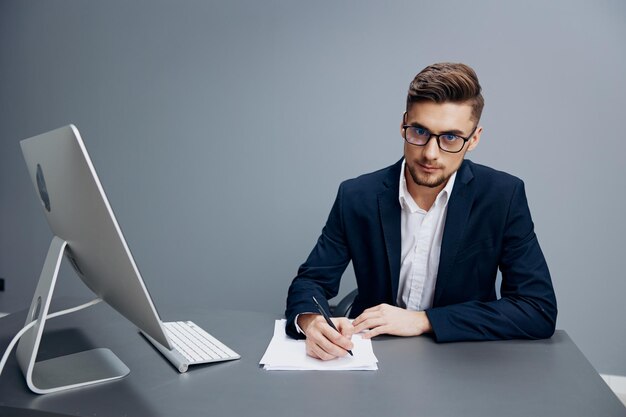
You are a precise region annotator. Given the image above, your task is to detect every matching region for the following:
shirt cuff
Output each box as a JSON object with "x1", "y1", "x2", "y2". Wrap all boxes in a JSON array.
[{"x1": 294, "y1": 312, "x2": 318, "y2": 335}]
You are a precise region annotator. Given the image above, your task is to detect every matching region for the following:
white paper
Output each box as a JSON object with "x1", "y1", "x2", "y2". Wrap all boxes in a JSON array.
[{"x1": 260, "y1": 319, "x2": 378, "y2": 371}]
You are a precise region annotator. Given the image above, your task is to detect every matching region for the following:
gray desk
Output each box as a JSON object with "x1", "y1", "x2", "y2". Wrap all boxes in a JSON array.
[{"x1": 0, "y1": 301, "x2": 624, "y2": 417}]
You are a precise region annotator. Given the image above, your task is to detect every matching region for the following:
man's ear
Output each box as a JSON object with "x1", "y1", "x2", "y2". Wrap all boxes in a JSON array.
[
  {"x1": 400, "y1": 111, "x2": 407, "y2": 136},
  {"x1": 467, "y1": 126, "x2": 482, "y2": 151}
]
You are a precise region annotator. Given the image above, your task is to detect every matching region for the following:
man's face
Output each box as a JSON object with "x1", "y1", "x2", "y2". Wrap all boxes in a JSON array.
[{"x1": 401, "y1": 101, "x2": 482, "y2": 190}]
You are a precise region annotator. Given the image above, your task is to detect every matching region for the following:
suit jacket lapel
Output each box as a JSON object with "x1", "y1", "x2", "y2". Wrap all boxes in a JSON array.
[
  {"x1": 433, "y1": 160, "x2": 475, "y2": 306},
  {"x1": 378, "y1": 159, "x2": 403, "y2": 304}
]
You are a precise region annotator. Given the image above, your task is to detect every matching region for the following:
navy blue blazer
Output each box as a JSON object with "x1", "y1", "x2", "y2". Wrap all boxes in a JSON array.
[{"x1": 285, "y1": 159, "x2": 557, "y2": 342}]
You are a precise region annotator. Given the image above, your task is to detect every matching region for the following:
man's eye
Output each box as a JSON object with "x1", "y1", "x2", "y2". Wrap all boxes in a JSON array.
[
  {"x1": 441, "y1": 134, "x2": 460, "y2": 141},
  {"x1": 414, "y1": 127, "x2": 428, "y2": 136}
]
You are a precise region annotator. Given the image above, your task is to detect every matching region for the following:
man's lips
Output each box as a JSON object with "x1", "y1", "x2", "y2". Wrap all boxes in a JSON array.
[{"x1": 417, "y1": 162, "x2": 441, "y2": 173}]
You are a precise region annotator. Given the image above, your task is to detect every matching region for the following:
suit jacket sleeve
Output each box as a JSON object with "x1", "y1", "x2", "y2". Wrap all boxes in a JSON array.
[
  {"x1": 285, "y1": 184, "x2": 351, "y2": 339},
  {"x1": 425, "y1": 180, "x2": 558, "y2": 342}
]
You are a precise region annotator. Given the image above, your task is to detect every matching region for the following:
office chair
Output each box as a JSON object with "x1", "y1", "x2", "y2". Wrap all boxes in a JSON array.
[{"x1": 329, "y1": 289, "x2": 358, "y2": 317}]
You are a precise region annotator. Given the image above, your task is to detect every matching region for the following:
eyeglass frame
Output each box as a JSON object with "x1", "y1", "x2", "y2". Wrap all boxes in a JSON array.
[{"x1": 402, "y1": 123, "x2": 478, "y2": 154}]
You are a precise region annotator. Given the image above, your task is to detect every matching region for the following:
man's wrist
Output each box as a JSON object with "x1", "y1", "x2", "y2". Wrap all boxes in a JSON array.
[
  {"x1": 296, "y1": 313, "x2": 319, "y2": 335},
  {"x1": 418, "y1": 311, "x2": 433, "y2": 334}
]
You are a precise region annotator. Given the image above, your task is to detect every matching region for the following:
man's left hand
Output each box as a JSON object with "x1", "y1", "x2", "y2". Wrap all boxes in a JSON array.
[{"x1": 352, "y1": 303, "x2": 432, "y2": 338}]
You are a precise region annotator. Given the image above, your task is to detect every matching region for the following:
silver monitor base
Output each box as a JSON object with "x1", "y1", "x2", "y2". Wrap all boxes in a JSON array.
[{"x1": 16, "y1": 236, "x2": 129, "y2": 394}]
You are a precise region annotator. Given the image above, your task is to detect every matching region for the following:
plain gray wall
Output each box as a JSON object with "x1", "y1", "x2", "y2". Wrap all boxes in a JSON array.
[{"x1": 1, "y1": 0, "x2": 625, "y2": 375}]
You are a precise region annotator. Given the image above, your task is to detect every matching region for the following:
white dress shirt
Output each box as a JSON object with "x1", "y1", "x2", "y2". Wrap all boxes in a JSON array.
[{"x1": 397, "y1": 159, "x2": 456, "y2": 311}]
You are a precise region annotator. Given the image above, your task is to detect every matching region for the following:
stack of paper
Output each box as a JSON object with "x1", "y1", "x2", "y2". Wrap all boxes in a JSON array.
[{"x1": 260, "y1": 319, "x2": 378, "y2": 370}]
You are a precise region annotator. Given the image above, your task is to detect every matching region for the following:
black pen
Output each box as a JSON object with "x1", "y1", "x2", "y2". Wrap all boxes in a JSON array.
[{"x1": 312, "y1": 296, "x2": 353, "y2": 356}]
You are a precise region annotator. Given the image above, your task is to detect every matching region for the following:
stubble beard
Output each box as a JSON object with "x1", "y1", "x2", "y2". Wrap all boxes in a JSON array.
[{"x1": 406, "y1": 161, "x2": 451, "y2": 189}]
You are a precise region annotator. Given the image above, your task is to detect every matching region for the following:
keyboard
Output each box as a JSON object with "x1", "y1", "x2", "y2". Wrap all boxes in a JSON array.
[
  {"x1": 142, "y1": 320, "x2": 240, "y2": 373},
  {"x1": 163, "y1": 321, "x2": 240, "y2": 363}
]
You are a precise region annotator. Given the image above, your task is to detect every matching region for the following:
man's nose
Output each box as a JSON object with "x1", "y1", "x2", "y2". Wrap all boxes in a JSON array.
[{"x1": 423, "y1": 135, "x2": 440, "y2": 160}]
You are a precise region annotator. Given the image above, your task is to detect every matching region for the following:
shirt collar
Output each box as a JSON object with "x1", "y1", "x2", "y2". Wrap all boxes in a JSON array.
[{"x1": 399, "y1": 159, "x2": 457, "y2": 212}]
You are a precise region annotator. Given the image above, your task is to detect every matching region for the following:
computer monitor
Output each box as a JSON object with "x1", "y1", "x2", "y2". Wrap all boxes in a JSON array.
[{"x1": 17, "y1": 124, "x2": 172, "y2": 394}]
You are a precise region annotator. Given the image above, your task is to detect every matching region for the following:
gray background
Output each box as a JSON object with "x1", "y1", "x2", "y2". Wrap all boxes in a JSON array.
[{"x1": 0, "y1": 0, "x2": 624, "y2": 375}]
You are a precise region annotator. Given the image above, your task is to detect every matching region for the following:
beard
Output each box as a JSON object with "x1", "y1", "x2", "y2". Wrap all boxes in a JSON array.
[{"x1": 406, "y1": 160, "x2": 452, "y2": 189}]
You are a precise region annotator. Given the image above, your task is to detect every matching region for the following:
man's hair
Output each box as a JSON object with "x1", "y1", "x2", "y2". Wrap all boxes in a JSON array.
[{"x1": 406, "y1": 62, "x2": 484, "y2": 122}]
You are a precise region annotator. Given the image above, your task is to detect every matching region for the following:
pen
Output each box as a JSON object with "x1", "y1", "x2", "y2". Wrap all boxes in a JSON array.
[{"x1": 312, "y1": 296, "x2": 353, "y2": 356}]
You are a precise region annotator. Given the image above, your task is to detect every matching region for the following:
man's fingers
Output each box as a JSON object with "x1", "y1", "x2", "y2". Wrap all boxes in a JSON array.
[
  {"x1": 307, "y1": 335, "x2": 349, "y2": 360},
  {"x1": 334, "y1": 318, "x2": 355, "y2": 340},
  {"x1": 353, "y1": 320, "x2": 379, "y2": 334},
  {"x1": 308, "y1": 343, "x2": 335, "y2": 361},
  {"x1": 353, "y1": 316, "x2": 386, "y2": 334},
  {"x1": 362, "y1": 325, "x2": 387, "y2": 339},
  {"x1": 304, "y1": 320, "x2": 353, "y2": 359},
  {"x1": 353, "y1": 306, "x2": 385, "y2": 326},
  {"x1": 321, "y1": 323, "x2": 353, "y2": 352},
  {"x1": 306, "y1": 344, "x2": 320, "y2": 359},
  {"x1": 352, "y1": 312, "x2": 374, "y2": 327}
]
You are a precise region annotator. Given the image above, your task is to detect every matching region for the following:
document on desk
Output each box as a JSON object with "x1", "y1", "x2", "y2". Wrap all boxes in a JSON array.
[{"x1": 260, "y1": 319, "x2": 378, "y2": 370}]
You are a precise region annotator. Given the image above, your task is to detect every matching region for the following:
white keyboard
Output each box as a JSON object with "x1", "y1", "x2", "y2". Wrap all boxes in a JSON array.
[{"x1": 163, "y1": 321, "x2": 240, "y2": 364}]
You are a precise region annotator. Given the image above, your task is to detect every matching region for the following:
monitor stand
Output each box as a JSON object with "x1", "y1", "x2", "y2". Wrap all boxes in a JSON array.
[{"x1": 15, "y1": 236, "x2": 129, "y2": 394}]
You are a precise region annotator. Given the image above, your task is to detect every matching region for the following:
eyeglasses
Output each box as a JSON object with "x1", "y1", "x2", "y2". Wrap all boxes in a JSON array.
[{"x1": 402, "y1": 125, "x2": 477, "y2": 153}]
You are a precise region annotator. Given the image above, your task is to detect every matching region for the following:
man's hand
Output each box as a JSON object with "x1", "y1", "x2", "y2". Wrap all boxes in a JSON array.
[
  {"x1": 298, "y1": 314, "x2": 355, "y2": 361},
  {"x1": 352, "y1": 303, "x2": 432, "y2": 338}
]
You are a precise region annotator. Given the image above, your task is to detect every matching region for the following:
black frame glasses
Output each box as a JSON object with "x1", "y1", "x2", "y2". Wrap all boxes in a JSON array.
[{"x1": 402, "y1": 125, "x2": 477, "y2": 153}]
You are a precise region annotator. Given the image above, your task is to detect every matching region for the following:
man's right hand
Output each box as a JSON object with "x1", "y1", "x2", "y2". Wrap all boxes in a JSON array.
[{"x1": 297, "y1": 313, "x2": 355, "y2": 361}]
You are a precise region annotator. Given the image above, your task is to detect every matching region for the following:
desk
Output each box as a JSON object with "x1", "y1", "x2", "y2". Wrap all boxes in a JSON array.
[{"x1": 0, "y1": 301, "x2": 624, "y2": 417}]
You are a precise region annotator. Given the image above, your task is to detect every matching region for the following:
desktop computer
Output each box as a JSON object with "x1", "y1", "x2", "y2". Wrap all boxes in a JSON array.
[{"x1": 16, "y1": 125, "x2": 239, "y2": 394}]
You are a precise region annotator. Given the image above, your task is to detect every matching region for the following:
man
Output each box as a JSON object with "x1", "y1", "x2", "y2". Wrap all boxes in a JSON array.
[{"x1": 285, "y1": 63, "x2": 557, "y2": 360}]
